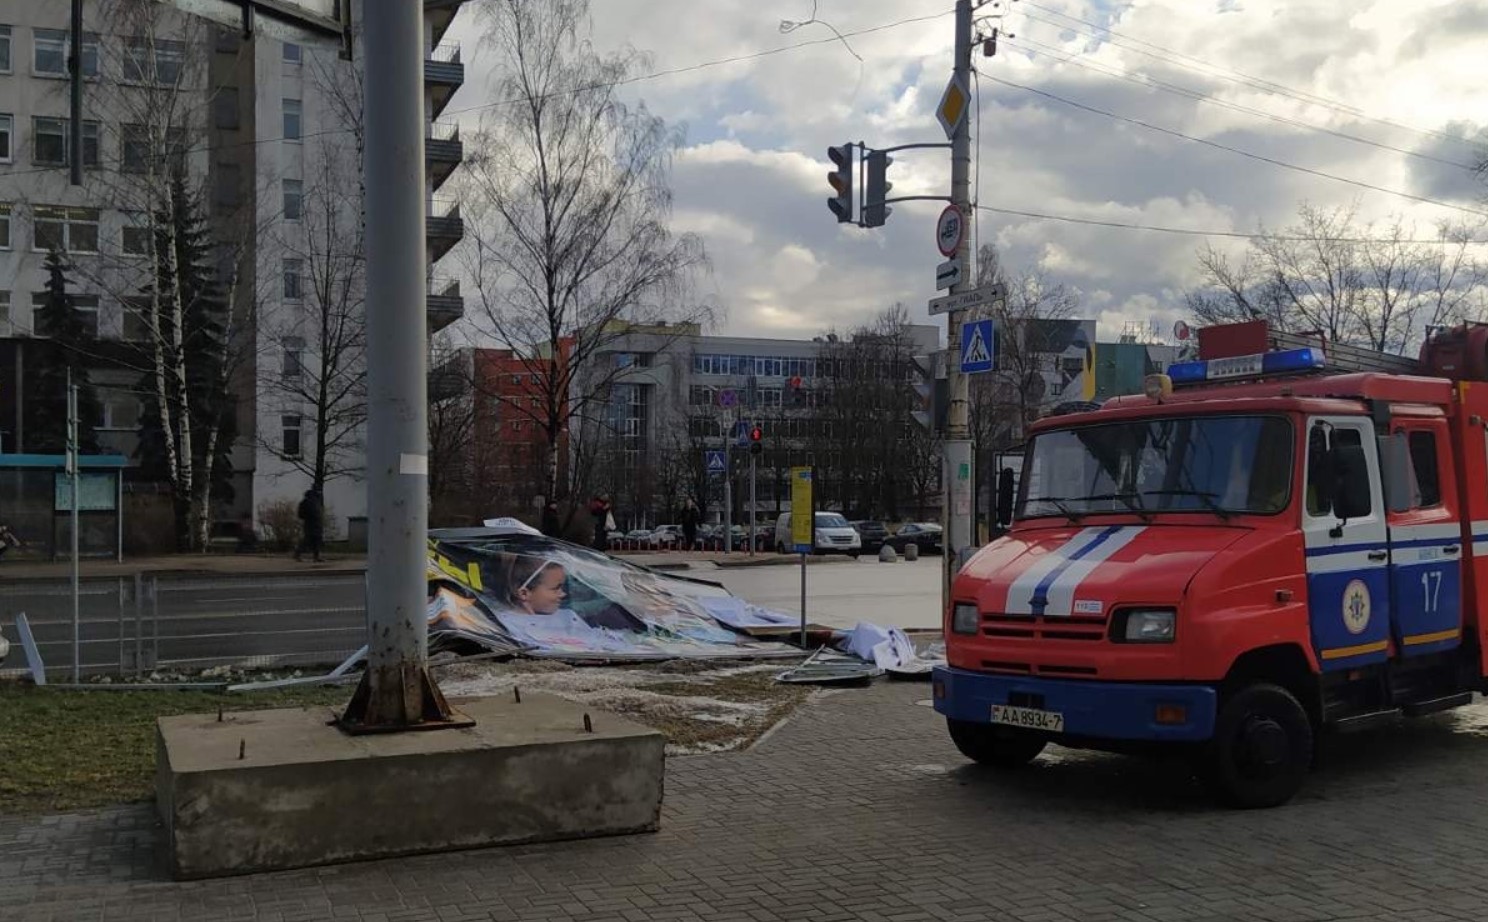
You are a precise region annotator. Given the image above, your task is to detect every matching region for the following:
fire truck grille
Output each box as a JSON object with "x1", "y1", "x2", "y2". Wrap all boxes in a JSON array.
[{"x1": 980, "y1": 613, "x2": 1107, "y2": 642}]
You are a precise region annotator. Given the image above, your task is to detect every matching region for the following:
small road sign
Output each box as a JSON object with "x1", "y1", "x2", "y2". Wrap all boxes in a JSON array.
[
  {"x1": 936, "y1": 258, "x2": 962, "y2": 291},
  {"x1": 929, "y1": 282, "x2": 1005, "y2": 316},
  {"x1": 936, "y1": 74, "x2": 970, "y2": 140},
  {"x1": 705, "y1": 450, "x2": 727, "y2": 476},
  {"x1": 936, "y1": 205, "x2": 963, "y2": 258},
  {"x1": 961, "y1": 319, "x2": 995, "y2": 374},
  {"x1": 717, "y1": 388, "x2": 738, "y2": 408}
]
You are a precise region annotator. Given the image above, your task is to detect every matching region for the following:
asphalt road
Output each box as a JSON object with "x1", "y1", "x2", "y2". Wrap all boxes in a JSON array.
[{"x1": 708, "y1": 556, "x2": 943, "y2": 630}]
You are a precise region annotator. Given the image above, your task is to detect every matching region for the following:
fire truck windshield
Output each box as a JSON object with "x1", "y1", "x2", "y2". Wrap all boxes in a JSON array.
[{"x1": 1019, "y1": 414, "x2": 1294, "y2": 519}]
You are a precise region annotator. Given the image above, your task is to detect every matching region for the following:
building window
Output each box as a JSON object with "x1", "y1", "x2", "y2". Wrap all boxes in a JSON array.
[
  {"x1": 33, "y1": 116, "x2": 66, "y2": 164},
  {"x1": 213, "y1": 87, "x2": 239, "y2": 129},
  {"x1": 282, "y1": 337, "x2": 305, "y2": 379},
  {"x1": 122, "y1": 297, "x2": 151, "y2": 341},
  {"x1": 31, "y1": 293, "x2": 100, "y2": 338},
  {"x1": 0, "y1": 292, "x2": 10, "y2": 331},
  {"x1": 120, "y1": 124, "x2": 183, "y2": 174},
  {"x1": 213, "y1": 163, "x2": 241, "y2": 208},
  {"x1": 282, "y1": 415, "x2": 302, "y2": 458},
  {"x1": 0, "y1": 203, "x2": 10, "y2": 250},
  {"x1": 35, "y1": 29, "x2": 98, "y2": 79},
  {"x1": 100, "y1": 396, "x2": 140, "y2": 431},
  {"x1": 282, "y1": 258, "x2": 303, "y2": 300},
  {"x1": 283, "y1": 42, "x2": 302, "y2": 64},
  {"x1": 121, "y1": 214, "x2": 150, "y2": 256},
  {"x1": 33, "y1": 206, "x2": 99, "y2": 254},
  {"x1": 283, "y1": 179, "x2": 303, "y2": 220},
  {"x1": 214, "y1": 27, "x2": 240, "y2": 54},
  {"x1": 0, "y1": 114, "x2": 10, "y2": 163},
  {"x1": 282, "y1": 98, "x2": 301, "y2": 140},
  {"x1": 0, "y1": 25, "x2": 10, "y2": 73},
  {"x1": 124, "y1": 37, "x2": 184, "y2": 85}
]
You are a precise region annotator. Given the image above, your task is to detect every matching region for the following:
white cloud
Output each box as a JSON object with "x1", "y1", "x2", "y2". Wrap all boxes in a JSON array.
[{"x1": 448, "y1": 0, "x2": 1488, "y2": 345}]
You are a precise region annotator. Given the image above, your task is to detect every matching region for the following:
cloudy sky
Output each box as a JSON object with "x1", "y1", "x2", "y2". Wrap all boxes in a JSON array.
[{"x1": 448, "y1": 0, "x2": 1488, "y2": 345}]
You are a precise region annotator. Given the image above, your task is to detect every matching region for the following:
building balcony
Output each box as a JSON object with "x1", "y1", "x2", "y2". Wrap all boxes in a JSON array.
[
  {"x1": 425, "y1": 0, "x2": 466, "y2": 46},
  {"x1": 429, "y1": 352, "x2": 467, "y2": 402},
  {"x1": 428, "y1": 278, "x2": 464, "y2": 333},
  {"x1": 426, "y1": 121, "x2": 463, "y2": 191},
  {"x1": 427, "y1": 198, "x2": 464, "y2": 263},
  {"x1": 425, "y1": 42, "x2": 464, "y2": 118}
]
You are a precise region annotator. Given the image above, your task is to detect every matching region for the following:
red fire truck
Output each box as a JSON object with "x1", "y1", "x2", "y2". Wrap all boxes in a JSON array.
[{"x1": 933, "y1": 320, "x2": 1488, "y2": 807}]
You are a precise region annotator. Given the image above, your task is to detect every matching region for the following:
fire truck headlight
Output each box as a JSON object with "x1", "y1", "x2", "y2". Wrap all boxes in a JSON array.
[
  {"x1": 951, "y1": 603, "x2": 979, "y2": 635},
  {"x1": 1121, "y1": 609, "x2": 1176, "y2": 643}
]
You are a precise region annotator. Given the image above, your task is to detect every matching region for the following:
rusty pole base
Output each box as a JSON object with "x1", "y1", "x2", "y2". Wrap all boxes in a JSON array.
[{"x1": 336, "y1": 664, "x2": 475, "y2": 735}]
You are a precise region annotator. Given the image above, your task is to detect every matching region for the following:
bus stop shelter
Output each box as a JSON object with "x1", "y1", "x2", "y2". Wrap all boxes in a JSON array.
[{"x1": 0, "y1": 454, "x2": 127, "y2": 561}]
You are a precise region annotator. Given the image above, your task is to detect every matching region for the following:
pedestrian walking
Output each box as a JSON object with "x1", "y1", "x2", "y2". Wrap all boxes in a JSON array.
[
  {"x1": 0, "y1": 523, "x2": 21, "y2": 562},
  {"x1": 540, "y1": 500, "x2": 562, "y2": 538},
  {"x1": 295, "y1": 488, "x2": 324, "y2": 563},
  {"x1": 587, "y1": 493, "x2": 613, "y2": 552},
  {"x1": 680, "y1": 498, "x2": 702, "y2": 551}
]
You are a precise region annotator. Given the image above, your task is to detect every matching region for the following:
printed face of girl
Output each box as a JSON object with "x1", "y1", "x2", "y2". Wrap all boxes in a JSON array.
[{"x1": 519, "y1": 564, "x2": 567, "y2": 615}]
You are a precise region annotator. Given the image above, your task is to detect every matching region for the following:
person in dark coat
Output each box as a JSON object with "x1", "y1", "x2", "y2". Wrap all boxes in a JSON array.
[
  {"x1": 587, "y1": 493, "x2": 613, "y2": 551},
  {"x1": 540, "y1": 501, "x2": 562, "y2": 538},
  {"x1": 680, "y1": 499, "x2": 702, "y2": 550},
  {"x1": 295, "y1": 489, "x2": 324, "y2": 562}
]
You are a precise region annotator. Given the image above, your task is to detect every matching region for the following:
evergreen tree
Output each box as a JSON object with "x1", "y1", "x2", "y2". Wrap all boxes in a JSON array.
[
  {"x1": 24, "y1": 248, "x2": 101, "y2": 454},
  {"x1": 134, "y1": 174, "x2": 237, "y2": 549}
]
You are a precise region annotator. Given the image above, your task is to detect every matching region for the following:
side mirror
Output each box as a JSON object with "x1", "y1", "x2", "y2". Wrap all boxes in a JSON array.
[
  {"x1": 996, "y1": 468, "x2": 1016, "y2": 526},
  {"x1": 1308, "y1": 425, "x2": 1336, "y2": 516}
]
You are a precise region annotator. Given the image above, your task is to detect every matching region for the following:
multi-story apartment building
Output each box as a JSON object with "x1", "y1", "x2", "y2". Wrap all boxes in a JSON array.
[{"x1": 0, "y1": 1, "x2": 467, "y2": 544}]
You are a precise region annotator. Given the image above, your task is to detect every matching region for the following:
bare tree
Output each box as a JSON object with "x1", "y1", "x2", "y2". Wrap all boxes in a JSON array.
[
  {"x1": 1187, "y1": 202, "x2": 1487, "y2": 353},
  {"x1": 459, "y1": 0, "x2": 709, "y2": 507},
  {"x1": 256, "y1": 136, "x2": 367, "y2": 494}
]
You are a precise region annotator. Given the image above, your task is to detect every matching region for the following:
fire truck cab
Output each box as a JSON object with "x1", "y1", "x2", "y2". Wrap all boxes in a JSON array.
[{"x1": 933, "y1": 321, "x2": 1488, "y2": 807}]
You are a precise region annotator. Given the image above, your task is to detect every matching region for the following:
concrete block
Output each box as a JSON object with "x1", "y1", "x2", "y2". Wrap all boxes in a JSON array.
[
  {"x1": 156, "y1": 693, "x2": 665, "y2": 879},
  {"x1": 903, "y1": 543, "x2": 920, "y2": 561},
  {"x1": 877, "y1": 545, "x2": 898, "y2": 563}
]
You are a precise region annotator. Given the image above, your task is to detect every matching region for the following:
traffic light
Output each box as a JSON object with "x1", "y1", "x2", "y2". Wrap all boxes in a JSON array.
[
  {"x1": 827, "y1": 143, "x2": 854, "y2": 224},
  {"x1": 749, "y1": 424, "x2": 764, "y2": 456},
  {"x1": 863, "y1": 150, "x2": 892, "y2": 228}
]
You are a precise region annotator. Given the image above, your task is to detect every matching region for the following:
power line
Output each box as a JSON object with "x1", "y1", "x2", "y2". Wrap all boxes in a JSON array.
[
  {"x1": 1019, "y1": 2, "x2": 1488, "y2": 154},
  {"x1": 1005, "y1": 34, "x2": 1477, "y2": 171},
  {"x1": 443, "y1": 8, "x2": 956, "y2": 120},
  {"x1": 981, "y1": 72, "x2": 1488, "y2": 220},
  {"x1": 973, "y1": 203, "x2": 1488, "y2": 244}
]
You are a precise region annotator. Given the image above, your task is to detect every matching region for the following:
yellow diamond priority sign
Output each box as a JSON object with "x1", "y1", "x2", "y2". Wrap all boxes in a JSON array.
[{"x1": 936, "y1": 74, "x2": 970, "y2": 140}]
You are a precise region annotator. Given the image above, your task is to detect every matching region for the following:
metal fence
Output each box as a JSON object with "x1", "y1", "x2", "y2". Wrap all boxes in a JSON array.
[{"x1": 0, "y1": 573, "x2": 367, "y2": 679}]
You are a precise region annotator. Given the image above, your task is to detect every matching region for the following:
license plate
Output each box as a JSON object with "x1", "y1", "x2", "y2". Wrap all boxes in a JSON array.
[{"x1": 991, "y1": 704, "x2": 1064, "y2": 733}]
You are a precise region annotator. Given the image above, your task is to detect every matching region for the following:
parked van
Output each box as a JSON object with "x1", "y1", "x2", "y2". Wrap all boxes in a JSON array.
[{"x1": 774, "y1": 512, "x2": 862, "y2": 556}]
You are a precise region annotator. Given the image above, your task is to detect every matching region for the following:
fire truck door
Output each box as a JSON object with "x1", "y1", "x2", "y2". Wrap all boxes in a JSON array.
[
  {"x1": 1303, "y1": 417, "x2": 1392, "y2": 671},
  {"x1": 1385, "y1": 422, "x2": 1463, "y2": 656}
]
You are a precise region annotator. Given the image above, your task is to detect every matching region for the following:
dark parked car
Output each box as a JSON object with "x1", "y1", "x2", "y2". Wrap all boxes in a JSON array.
[
  {"x1": 851, "y1": 520, "x2": 889, "y2": 552},
  {"x1": 886, "y1": 522, "x2": 943, "y2": 555}
]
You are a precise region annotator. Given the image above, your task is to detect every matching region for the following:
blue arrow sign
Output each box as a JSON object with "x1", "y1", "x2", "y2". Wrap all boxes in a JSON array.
[
  {"x1": 705, "y1": 450, "x2": 727, "y2": 476},
  {"x1": 961, "y1": 319, "x2": 995, "y2": 374}
]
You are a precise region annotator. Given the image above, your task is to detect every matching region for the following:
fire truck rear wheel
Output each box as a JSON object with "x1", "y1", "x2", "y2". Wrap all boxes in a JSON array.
[
  {"x1": 947, "y1": 719, "x2": 1047, "y2": 768},
  {"x1": 1201, "y1": 683, "x2": 1312, "y2": 809}
]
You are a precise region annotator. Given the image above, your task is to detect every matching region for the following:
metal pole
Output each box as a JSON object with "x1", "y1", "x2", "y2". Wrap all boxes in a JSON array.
[
  {"x1": 942, "y1": 0, "x2": 975, "y2": 610},
  {"x1": 69, "y1": 372, "x2": 79, "y2": 682},
  {"x1": 799, "y1": 551, "x2": 807, "y2": 649},
  {"x1": 723, "y1": 448, "x2": 732, "y2": 554},
  {"x1": 69, "y1": 0, "x2": 83, "y2": 187},
  {"x1": 749, "y1": 453, "x2": 756, "y2": 557},
  {"x1": 339, "y1": 0, "x2": 460, "y2": 731}
]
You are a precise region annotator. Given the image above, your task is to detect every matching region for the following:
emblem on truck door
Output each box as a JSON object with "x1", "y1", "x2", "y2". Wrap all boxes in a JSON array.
[{"x1": 1342, "y1": 579, "x2": 1371, "y2": 635}]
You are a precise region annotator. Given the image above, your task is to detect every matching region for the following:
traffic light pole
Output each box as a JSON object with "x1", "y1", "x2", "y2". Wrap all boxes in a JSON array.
[
  {"x1": 942, "y1": 0, "x2": 975, "y2": 609},
  {"x1": 749, "y1": 454, "x2": 757, "y2": 558}
]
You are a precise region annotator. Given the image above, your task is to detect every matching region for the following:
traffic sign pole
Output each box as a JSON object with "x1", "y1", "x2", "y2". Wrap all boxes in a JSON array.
[{"x1": 943, "y1": 0, "x2": 975, "y2": 611}]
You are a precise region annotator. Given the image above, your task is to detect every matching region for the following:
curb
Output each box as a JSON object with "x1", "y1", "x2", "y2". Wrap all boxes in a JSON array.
[{"x1": 712, "y1": 555, "x2": 859, "y2": 570}]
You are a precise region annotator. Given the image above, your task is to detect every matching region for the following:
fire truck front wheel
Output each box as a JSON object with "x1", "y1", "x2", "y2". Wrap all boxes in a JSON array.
[
  {"x1": 947, "y1": 719, "x2": 1047, "y2": 768},
  {"x1": 1201, "y1": 683, "x2": 1313, "y2": 809}
]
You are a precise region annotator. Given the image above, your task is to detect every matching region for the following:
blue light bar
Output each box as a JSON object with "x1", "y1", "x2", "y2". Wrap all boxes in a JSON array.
[{"x1": 1166, "y1": 347, "x2": 1326, "y2": 385}]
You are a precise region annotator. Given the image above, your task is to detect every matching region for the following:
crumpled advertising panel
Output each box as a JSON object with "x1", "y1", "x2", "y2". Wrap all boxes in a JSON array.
[{"x1": 426, "y1": 534, "x2": 798, "y2": 661}]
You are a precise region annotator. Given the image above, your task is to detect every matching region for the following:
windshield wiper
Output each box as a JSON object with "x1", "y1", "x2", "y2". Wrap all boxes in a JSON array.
[
  {"x1": 1139, "y1": 489, "x2": 1234, "y2": 520},
  {"x1": 1073, "y1": 492, "x2": 1153, "y2": 522},
  {"x1": 1028, "y1": 496, "x2": 1084, "y2": 522}
]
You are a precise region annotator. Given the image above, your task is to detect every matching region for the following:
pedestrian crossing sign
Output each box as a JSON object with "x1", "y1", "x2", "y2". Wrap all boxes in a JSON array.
[
  {"x1": 705, "y1": 450, "x2": 727, "y2": 476},
  {"x1": 961, "y1": 319, "x2": 995, "y2": 374}
]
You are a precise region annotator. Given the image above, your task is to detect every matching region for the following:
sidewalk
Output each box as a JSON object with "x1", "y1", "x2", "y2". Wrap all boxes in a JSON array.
[{"x1": 0, "y1": 549, "x2": 850, "y2": 582}]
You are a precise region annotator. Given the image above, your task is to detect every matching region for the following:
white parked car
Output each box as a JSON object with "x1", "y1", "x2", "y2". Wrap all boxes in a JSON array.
[
  {"x1": 773, "y1": 512, "x2": 861, "y2": 556},
  {"x1": 650, "y1": 524, "x2": 684, "y2": 548}
]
